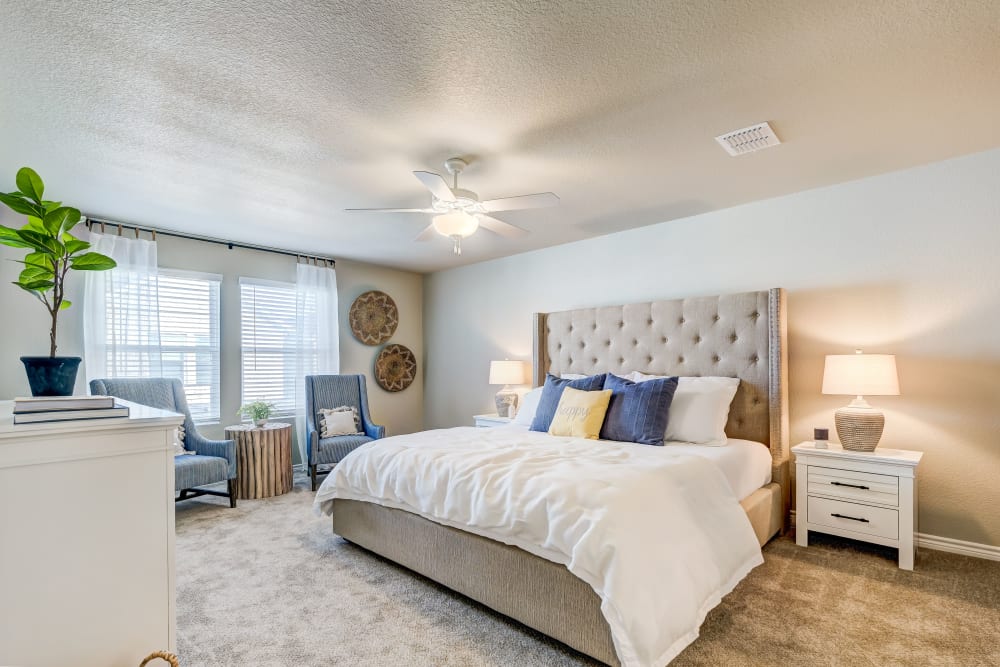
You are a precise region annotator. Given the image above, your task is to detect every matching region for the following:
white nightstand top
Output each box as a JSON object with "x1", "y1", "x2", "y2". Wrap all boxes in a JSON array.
[
  {"x1": 473, "y1": 414, "x2": 513, "y2": 427},
  {"x1": 792, "y1": 441, "x2": 923, "y2": 466}
]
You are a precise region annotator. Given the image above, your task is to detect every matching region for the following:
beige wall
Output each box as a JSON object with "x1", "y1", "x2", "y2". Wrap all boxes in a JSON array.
[
  {"x1": 0, "y1": 230, "x2": 424, "y2": 453},
  {"x1": 424, "y1": 147, "x2": 1000, "y2": 548}
]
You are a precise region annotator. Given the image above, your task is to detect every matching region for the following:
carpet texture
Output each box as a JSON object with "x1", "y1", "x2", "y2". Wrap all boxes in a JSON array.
[{"x1": 176, "y1": 478, "x2": 1000, "y2": 666}]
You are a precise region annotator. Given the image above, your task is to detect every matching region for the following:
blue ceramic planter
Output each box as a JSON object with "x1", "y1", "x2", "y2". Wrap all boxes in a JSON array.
[{"x1": 20, "y1": 356, "x2": 82, "y2": 397}]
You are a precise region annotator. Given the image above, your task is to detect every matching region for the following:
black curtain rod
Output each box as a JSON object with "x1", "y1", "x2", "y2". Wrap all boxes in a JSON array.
[{"x1": 84, "y1": 217, "x2": 336, "y2": 266}]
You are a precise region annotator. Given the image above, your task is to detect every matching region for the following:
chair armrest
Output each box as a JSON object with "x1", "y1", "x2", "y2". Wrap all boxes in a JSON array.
[
  {"x1": 187, "y1": 431, "x2": 237, "y2": 479},
  {"x1": 363, "y1": 421, "x2": 385, "y2": 440},
  {"x1": 355, "y1": 375, "x2": 385, "y2": 440},
  {"x1": 308, "y1": 429, "x2": 320, "y2": 465}
]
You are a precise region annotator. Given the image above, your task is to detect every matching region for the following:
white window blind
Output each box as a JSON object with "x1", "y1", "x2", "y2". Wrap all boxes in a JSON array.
[
  {"x1": 240, "y1": 278, "x2": 298, "y2": 415},
  {"x1": 157, "y1": 270, "x2": 221, "y2": 423},
  {"x1": 101, "y1": 269, "x2": 221, "y2": 424}
]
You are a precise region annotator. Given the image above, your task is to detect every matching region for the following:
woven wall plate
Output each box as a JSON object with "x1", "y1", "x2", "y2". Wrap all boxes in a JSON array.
[
  {"x1": 349, "y1": 291, "x2": 399, "y2": 345},
  {"x1": 374, "y1": 344, "x2": 417, "y2": 392}
]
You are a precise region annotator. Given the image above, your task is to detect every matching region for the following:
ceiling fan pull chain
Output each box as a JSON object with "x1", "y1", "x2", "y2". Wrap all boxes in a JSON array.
[{"x1": 451, "y1": 235, "x2": 462, "y2": 255}]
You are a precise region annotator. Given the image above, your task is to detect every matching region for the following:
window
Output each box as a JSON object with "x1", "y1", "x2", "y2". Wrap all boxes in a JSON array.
[
  {"x1": 157, "y1": 271, "x2": 222, "y2": 423},
  {"x1": 99, "y1": 269, "x2": 221, "y2": 423},
  {"x1": 240, "y1": 278, "x2": 298, "y2": 415}
]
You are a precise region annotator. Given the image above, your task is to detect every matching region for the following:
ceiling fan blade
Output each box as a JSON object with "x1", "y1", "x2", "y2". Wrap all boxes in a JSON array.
[
  {"x1": 344, "y1": 208, "x2": 435, "y2": 214},
  {"x1": 414, "y1": 224, "x2": 437, "y2": 242},
  {"x1": 413, "y1": 171, "x2": 456, "y2": 202},
  {"x1": 481, "y1": 192, "x2": 559, "y2": 212},
  {"x1": 477, "y1": 214, "x2": 529, "y2": 239}
]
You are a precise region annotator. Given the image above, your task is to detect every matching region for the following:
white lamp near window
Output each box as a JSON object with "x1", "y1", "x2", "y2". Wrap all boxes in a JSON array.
[
  {"x1": 822, "y1": 350, "x2": 900, "y2": 451},
  {"x1": 489, "y1": 360, "x2": 528, "y2": 418}
]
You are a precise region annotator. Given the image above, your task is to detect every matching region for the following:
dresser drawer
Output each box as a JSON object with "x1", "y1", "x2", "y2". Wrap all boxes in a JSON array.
[
  {"x1": 807, "y1": 496, "x2": 898, "y2": 539},
  {"x1": 807, "y1": 466, "x2": 899, "y2": 507}
]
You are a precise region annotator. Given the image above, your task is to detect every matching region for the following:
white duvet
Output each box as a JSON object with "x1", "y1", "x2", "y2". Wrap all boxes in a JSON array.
[{"x1": 314, "y1": 426, "x2": 763, "y2": 667}]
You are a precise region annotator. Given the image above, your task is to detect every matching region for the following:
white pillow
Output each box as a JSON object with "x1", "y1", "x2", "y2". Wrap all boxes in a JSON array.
[
  {"x1": 512, "y1": 387, "x2": 544, "y2": 426},
  {"x1": 560, "y1": 373, "x2": 587, "y2": 380},
  {"x1": 629, "y1": 372, "x2": 740, "y2": 445},
  {"x1": 320, "y1": 409, "x2": 361, "y2": 437},
  {"x1": 173, "y1": 425, "x2": 193, "y2": 456}
]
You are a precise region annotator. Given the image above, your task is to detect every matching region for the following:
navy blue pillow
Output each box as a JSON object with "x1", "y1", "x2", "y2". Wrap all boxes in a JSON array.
[
  {"x1": 599, "y1": 373, "x2": 679, "y2": 445},
  {"x1": 530, "y1": 373, "x2": 607, "y2": 432}
]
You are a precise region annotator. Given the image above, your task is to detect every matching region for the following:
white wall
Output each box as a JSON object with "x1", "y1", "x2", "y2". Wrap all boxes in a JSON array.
[
  {"x1": 424, "y1": 147, "x2": 1000, "y2": 548},
  {"x1": 0, "y1": 229, "x2": 424, "y2": 456}
]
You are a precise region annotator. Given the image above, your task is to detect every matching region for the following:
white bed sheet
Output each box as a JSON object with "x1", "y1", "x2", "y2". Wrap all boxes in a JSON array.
[
  {"x1": 663, "y1": 438, "x2": 773, "y2": 500},
  {"x1": 500, "y1": 424, "x2": 773, "y2": 501}
]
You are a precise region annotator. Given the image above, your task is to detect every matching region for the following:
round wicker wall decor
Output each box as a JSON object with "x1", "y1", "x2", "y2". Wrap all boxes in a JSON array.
[
  {"x1": 374, "y1": 344, "x2": 417, "y2": 392},
  {"x1": 349, "y1": 291, "x2": 399, "y2": 345}
]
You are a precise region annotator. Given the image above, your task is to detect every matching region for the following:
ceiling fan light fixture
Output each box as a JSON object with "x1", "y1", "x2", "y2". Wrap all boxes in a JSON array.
[
  {"x1": 432, "y1": 210, "x2": 479, "y2": 239},
  {"x1": 345, "y1": 156, "x2": 558, "y2": 255}
]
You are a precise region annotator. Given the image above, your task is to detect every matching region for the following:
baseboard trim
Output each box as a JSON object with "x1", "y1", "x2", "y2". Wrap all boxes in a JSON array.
[
  {"x1": 788, "y1": 510, "x2": 1000, "y2": 561},
  {"x1": 915, "y1": 533, "x2": 1000, "y2": 561}
]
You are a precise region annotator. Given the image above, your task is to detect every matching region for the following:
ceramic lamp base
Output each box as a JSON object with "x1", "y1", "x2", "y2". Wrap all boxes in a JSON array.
[
  {"x1": 834, "y1": 398, "x2": 885, "y2": 452},
  {"x1": 494, "y1": 387, "x2": 518, "y2": 418}
]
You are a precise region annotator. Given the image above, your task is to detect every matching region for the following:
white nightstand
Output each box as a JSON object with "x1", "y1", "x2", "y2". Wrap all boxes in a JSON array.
[
  {"x1": 473, "y1": 414, "x2": 513, "y2": 428},
  {"x1": 792, "y1": 442, "x2": 923, "y2": 570}
]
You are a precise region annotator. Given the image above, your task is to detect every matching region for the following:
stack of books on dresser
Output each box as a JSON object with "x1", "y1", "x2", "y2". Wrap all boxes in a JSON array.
[{"x1": 13, "y1": 396, "x2": 130, "y2": 425}]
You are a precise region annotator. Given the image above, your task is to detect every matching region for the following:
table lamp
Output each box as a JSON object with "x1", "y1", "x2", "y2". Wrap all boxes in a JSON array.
[
  {"x1": 489, "y1": 360, "x2": 528, "y2": 418},
  {"x1": 822, "y1": 350, "x2": 899, "y2": 451}
]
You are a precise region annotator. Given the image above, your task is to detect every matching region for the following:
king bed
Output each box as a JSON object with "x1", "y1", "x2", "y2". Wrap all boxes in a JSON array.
[{"x1": 316, "y1": 288, "x2": 789, "y2": 666}]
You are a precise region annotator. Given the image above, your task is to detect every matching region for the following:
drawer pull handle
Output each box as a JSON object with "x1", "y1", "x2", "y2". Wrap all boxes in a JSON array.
[
  {"x1": 831, "y1": 512, "x2": 870, "y2": 523},
  {"x1": 831, "y1": 481, "x2": 870, "y2": 490}
]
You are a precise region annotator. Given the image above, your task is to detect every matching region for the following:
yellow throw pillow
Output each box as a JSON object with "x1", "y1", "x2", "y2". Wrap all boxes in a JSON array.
[{"x1": 548, "y1": 387, "x2": 613, "y2": 439}]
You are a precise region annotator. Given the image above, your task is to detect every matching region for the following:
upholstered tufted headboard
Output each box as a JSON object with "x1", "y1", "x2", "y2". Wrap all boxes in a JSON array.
[{"x1": 532, "y1": 288, "x2": 789, "y2": 467}]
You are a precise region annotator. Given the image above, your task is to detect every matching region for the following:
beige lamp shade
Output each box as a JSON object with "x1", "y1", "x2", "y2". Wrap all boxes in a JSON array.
[
  {"x1": 489, "y1": 360, "x2": 528, "y2": 385},
  {"x1": 822, "y1": 352, "x2": 899, "y2": 396}
]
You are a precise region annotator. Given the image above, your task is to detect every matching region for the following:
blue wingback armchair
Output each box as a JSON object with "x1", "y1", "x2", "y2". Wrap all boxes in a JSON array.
[
  {"x1": 90, "y1": 377, "x2": 238, "y2": 507},
  {"x1": 305, "y1": 374, "x2": 385, "y2": 490}
]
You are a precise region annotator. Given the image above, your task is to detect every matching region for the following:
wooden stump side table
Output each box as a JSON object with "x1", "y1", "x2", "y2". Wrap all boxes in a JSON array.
[{"x1": 224, "y1": 423, "x2": 294, "y2": 500}]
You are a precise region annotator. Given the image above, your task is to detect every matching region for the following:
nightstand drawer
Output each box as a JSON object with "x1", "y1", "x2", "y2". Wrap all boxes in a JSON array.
[
  {"x1": 807, "y1": 496, "x2": 899, "y2": 540},
  {"x1": 807, "y1": 466, "x2": 899, "y2": 507}
]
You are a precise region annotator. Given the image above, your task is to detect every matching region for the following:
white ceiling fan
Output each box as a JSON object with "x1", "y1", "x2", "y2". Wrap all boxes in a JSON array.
[{"x1": 346, "y1": 157, "x2": 559, "y2": 255}]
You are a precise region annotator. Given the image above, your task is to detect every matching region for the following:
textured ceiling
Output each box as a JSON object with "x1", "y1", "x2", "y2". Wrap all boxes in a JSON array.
[{"x1": 2, "y1": 0, "x2": 999, "y2": 272}]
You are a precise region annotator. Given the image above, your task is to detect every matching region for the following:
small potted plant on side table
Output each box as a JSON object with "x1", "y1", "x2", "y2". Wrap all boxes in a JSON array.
[
  {"x1": 238, "y1": 400, "x2": 277, "y2": 427},
  {"x1": 0, "y1": 168, "x2": 117, "y2": 396}
]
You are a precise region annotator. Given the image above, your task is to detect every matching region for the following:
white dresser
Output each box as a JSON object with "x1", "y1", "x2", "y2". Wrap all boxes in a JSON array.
[
  {"x1": 793, "y1": 442, "x2": 923, "y2": 570},
  {"x1": 0, "y1": 400, "x2": 184, "y2": 667}
]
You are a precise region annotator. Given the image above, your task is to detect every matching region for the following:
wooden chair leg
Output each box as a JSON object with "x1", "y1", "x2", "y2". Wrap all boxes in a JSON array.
[
  {"x1": 310, "y1": 464, "x2": 317, "y2": 492},
  {"x1": 228, "y1": 479, "x2": 237, "y2": 508}
]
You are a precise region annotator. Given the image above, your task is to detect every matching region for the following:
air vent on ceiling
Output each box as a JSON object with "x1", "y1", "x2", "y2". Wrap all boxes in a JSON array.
[{"x1": 715, "y1": 122, "x2": 781, "y2": 156}]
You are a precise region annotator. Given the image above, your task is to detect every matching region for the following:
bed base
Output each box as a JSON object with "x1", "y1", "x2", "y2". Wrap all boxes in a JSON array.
[{"x1": 330, "y1": 482, "x2": 782, "y2": 666}]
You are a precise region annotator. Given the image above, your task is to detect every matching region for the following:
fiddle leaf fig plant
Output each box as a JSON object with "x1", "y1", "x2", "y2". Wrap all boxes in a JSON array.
[{"x1": 0, "y1": 167, "x2": 117, "y2": 357}]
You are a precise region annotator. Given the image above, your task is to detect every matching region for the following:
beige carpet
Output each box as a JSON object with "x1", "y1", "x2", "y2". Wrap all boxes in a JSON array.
[{"x1": 176, "y1": 478, "x2": 1000, "y2": 666}]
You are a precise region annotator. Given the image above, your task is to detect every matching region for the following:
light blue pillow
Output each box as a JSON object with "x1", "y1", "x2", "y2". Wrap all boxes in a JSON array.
[
  {"x1": 599, "y1": 373, "x2": 679, "y2": 445},
  {"x1": 530, "y1": 373, "x2": 607, "y2": 432}
]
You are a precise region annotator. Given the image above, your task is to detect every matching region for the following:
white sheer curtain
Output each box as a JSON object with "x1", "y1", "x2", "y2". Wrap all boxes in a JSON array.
[
  {"x1": 293, "y1": 261, "x2": 340, "y2": 464},
  {"x1": 83, "y1": 232, "x2": 162, "y2": 383}
]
